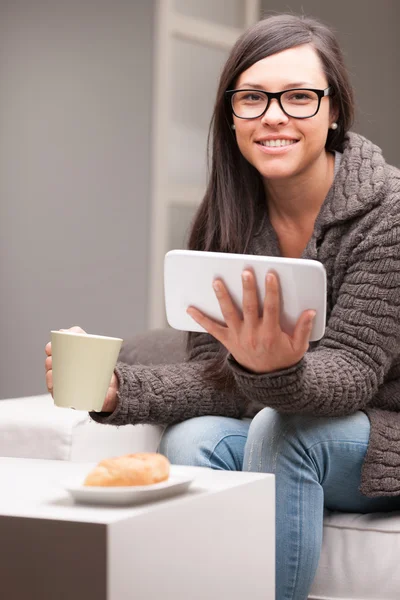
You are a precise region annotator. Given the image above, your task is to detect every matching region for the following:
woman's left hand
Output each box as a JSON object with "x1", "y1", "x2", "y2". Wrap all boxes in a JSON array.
[{"x1": 187, "y1": 270, "x2": 316, "y2": 374}]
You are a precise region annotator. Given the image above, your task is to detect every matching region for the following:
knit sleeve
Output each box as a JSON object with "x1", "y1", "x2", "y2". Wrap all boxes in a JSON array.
[
  {"x1": 228, "y1": 197, "x2": 400, "y2": 416},
  {"x1": 89, "y1": 333, "x2": 248, "y2": 426}
]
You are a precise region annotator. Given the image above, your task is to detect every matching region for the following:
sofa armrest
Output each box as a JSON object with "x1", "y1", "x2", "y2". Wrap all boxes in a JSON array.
[
  {"x1": 0, "y1": 394, "x2": 163, "y2": 462},
  {"x1": 0, "y1": 395, "x2": 87, "y2": 460}
]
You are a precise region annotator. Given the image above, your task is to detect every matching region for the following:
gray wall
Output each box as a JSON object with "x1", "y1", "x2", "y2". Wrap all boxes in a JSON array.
[
  {"x1": 0, "y1": 0, "x2": 154, "y2": 398},
  {"x1": 261, "y1": 0, "x2": 400, "y2": 168}
]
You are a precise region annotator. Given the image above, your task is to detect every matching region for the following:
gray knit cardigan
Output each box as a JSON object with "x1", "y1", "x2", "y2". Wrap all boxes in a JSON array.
[{"x1": 91, "y1": 132, "x2": 400, "y2": 498}]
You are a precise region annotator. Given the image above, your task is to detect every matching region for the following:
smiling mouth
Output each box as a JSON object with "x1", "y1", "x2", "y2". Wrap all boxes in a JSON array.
[{"x1": 257, "y1": 139, "x2": 298, "y2": 147}]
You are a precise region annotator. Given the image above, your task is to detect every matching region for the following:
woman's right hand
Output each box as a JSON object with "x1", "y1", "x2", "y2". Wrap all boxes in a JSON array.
[{"x1": 45, "y1": 326, "x2": 120, "y2": 413}]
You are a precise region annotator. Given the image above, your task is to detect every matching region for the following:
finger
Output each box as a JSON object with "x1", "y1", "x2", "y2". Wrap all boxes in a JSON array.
[
  {"x1": 212, "y1": 278, "x2": 241, "y2": 329},
  {"x1": 186, "y1": 306, "x2": 228, "y2": 344},
  {"x1": 45, "y1": 356, "x2": 52, "y2": 372},
  {"x1": 46, "y1": 370, "x2": 53, "y2": 394},
  {"x1": 62, "y1": 326, "x2": 87, "y2": 334},
  {"x1": 241, "y1": 270, "x2": 260, "y2": 327},
  {"x1": 103, "y1": 373, "x2": 119, "y2": 412},
  {"x1": 262, "y1": 272, "x2": 281, "y2": 331},
  {"x1": 292, "y1": 310, "x2": 316, "y2": 353},
  {"x1": 45, "y1": 342, "x2": 52, "y2": 356}
]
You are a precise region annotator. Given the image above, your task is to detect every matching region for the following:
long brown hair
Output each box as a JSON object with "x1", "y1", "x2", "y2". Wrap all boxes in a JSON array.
[{"x1": 187, "y1": 14, "x2": 355, "y2": 384}]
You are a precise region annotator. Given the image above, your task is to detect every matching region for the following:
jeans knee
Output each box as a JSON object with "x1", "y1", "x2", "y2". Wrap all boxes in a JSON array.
[
  {"x1": 158, "y1": 417, "x2": 209, "y2": 467},
  {"x1": 159, "y1": 416, "x2": 250, "y2": 470},
  {"x1": 159, "y1": 415, "x2": 235, "y2": 468},
  {"x1": 247, "y1": 407, "x2": 291, "y2": 443},
  {"x1": 244, "y1": 408, "x2": 371, "y2": 475},
  {"x1": 244, "y1": 408, "x2": 312, "y2": 472}
]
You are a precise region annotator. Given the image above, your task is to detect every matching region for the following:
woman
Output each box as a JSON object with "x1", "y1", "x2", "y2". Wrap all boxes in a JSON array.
[{"x1": 45, "y1": 14, "x2": 400, "y2": 600}]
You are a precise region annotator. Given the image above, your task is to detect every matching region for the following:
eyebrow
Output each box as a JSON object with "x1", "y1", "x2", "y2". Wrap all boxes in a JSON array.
[{"x1": 237, "y1": 81, "x2": 315, "y2": 90}]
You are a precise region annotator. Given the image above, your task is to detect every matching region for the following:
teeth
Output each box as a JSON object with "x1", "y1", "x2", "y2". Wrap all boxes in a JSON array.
[{"x1": 259, "y1": 139, "x2": 296, "y2": 147}]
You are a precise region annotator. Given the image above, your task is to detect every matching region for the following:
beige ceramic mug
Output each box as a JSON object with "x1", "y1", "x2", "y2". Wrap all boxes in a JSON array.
[{"x1": 51, "y1": 330, "x2": 123, "y2": 411}]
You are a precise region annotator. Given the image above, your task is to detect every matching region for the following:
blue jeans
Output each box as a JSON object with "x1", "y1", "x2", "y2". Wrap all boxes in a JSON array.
[{"x1": 159, "y1": 408, "x2": 400, "y2": 600}]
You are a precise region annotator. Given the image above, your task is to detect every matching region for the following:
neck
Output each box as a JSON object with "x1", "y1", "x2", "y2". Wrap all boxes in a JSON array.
[{"x1": 264, "y1": 151, "x2": 335, "y2": 227}]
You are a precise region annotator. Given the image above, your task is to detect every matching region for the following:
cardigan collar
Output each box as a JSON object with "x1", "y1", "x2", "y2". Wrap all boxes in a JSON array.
[{"x1": 313, "y1": 132, "x2": 386, "y2": 234}]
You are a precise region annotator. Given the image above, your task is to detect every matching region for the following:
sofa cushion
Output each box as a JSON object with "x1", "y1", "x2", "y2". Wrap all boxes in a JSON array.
[
  {"x1": 309, "y1": 509, "x2": 400, "y2": 599},
  {"x1": 70, "y1": 416, "x2": 163, "y2": 461},
  {"x1": 119, "y1": 328, "x2": 186, "y2": 366}
]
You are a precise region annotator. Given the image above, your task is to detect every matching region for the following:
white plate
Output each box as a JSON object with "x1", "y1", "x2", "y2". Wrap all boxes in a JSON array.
[{"x1": 62, "y1": 474, "x2": 194, "y2": 506}]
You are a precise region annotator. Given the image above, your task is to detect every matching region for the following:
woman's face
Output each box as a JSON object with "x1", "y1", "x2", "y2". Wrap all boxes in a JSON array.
[{"x1": 232, "y1": 44, "x2": 337, "y2": 182}]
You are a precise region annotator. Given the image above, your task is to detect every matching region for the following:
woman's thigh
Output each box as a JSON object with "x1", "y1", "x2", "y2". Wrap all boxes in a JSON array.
[
  {"x1": 159, "y1": 416, "x2": 250, "y2": 471},
  {"x1": 244, "y1": 407, "x2": 400, "y2": 513}
]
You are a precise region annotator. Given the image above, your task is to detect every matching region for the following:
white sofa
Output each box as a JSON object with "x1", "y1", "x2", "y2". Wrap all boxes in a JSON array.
[{"x1": 2, "y1": 329, "x2": 400, "y2": 600}]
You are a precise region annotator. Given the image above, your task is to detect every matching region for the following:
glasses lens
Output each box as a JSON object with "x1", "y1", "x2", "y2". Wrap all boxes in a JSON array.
[
  {"x1": 231, "y1": 91, "x2": 268, "y2": 118},
  {"x1": 231, "y1": 89, "x2": 321, "y2": 118},
  {"x1": 281, "y1": 90, "x2": 319, "y2": 118}
]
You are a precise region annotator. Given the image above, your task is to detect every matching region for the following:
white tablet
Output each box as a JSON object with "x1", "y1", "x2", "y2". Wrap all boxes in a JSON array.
[{"x1": 164, "y1": 250, "x2": 327, "y2": 342}]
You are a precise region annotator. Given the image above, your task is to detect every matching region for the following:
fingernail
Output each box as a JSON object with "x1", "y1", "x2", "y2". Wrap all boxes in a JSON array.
[
  {"x1": 242, "y1": 271, "x2": 250, "y2": 282},
  {"x1": 213, "y1": 281, "x2": 221, "y2": 292},
  {"x1": 309, "y1": 310, "x2": 317, "y2": 322}
]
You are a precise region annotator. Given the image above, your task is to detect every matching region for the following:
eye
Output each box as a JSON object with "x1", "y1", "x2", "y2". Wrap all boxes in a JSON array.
[
  {"x1": 244, "y1": 93, "x2": 264, "y2": 101},
  {"x1": 285, "y1": 91, "x2": 315, "y2": 103},
  {"x1": 235, "y1": 91, "x2": 265, "y2": 103}
]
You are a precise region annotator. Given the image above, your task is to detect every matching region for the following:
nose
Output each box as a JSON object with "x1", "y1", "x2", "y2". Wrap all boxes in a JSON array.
[{"x1": 260, "y1": 98, "x2": 289, "y2": 126}]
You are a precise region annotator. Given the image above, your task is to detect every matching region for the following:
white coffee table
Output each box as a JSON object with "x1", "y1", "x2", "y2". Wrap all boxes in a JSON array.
[{"x1": 0, "y1": 457, "x2": 275, "y2": 600}]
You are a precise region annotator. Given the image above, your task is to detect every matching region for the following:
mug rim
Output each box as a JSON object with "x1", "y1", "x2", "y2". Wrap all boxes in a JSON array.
[{"x1": 50, "y1": 330, "x2": 123, "y2": 342}]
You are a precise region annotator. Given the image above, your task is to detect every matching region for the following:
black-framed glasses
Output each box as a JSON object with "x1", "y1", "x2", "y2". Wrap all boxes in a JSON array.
[{"x1": 225, "y1": 87, "x2": 332, "y2": 120}]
